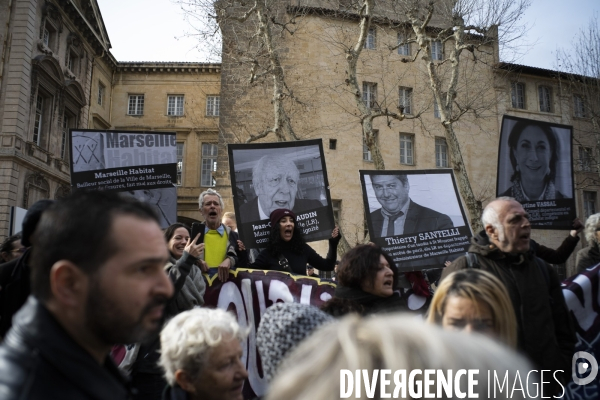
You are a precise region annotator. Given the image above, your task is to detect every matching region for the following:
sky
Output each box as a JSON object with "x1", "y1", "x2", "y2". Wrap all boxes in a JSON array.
[{"x1": 98, "y1": 0, "x2": 598, "y2": 70}]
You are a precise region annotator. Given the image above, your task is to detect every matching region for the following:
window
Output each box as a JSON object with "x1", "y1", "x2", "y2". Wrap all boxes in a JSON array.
[
  {"x1": 176, "y1": 142, "x2": 184, "y2": 186},
  {"x1": 66, "y1": 49, "x2": 79, "y2": 74},
  {"x1": 206, "y1": 96, "x2": 220, "y2": 116},
  {"x1": 435, "y1": 137, "x2": 448, "y2": 167},
  {"x1": 363, "y1": 82, "x2": 377, "y2": 109},
  {"x1": 329, "y1": 139, "x2": 337, "y2": 150},
  {"x1": 579, "y1": 147, "x2": 593, "y2": 172},
  {"x1": 364, "y1": 28, "x2": 376, "y2": 49},
  {"x1": 128, "y1": 95, "x2": 144, "y2": 115},
  {"x1": 363, "y1": 139, "x2": 372, "y2": 161},
  {"x1": 574, "y1": 95, "x2": 586, "y2": 117},
  {"x1": 399, "y1": 87, "x2": 412, "y2": 114},
  {"x1": 584, "y1": 191, "x2": 597, "y2": 218},
  {"x1": 332, "y1": 200, "x2": 342, "y2": 224},
  {"x1": 61, "y1": 113, "x2": 70, "y2": 160},
  {"x1": 168, "y1": 95, "x2": 184, "y2": 116},
  {"x1": 511, "y1": 82, "x2": 525, "y2": 109},
  {"x1": 434, "y1": 98, "x2": 440, "y2": 118},
  {"x1": 399, "y1": 134, "x2": 414, "y2": 165},
  {"x1": 431, "y1": 40, "x2": 443, "y2": 61},
  {"x1": 97, "y1": 82, "x2": 105, "y2": 106},
  {"x1": 43, "y1": 28, "x2": 50, "y2": 47},
  {"x1": 538, "y1": 86, "x2": 552, "y2": 113},
  {"x1": 33, "y1": 95, "x2": 44, "y2": 145},
  {"x1": 41, "y1": 22, "x2": 57, "y2": 50},
  {"x1": 201, "y1": 143, "x2": 218, "y2": 187},
  {"x1": 397, "y1": 33, "x2": 410, "y2": 56}
]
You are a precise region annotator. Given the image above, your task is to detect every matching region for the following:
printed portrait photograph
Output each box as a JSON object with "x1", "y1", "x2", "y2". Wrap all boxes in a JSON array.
[
  {"x1": 364, "y1": 172, "x2": 467, "y2": 240},
  {"x1": 230, "y1": 143, "x2": 329, "y2": 224},
  {"x1": 497, "y1": 116, "x2": 573, "y2": 202}
]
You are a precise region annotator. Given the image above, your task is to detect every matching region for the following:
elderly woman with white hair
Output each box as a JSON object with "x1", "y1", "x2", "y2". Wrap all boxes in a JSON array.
[
  {"x1": 575, "y1": 212, "x2": 600, "y2": 273},
  {"x1": 159, "y1": 308, "x2": 248, "y2": 400}
]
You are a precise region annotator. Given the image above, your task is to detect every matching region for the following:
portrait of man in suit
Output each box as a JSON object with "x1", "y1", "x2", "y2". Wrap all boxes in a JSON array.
[
  {"x1": 370, "y1": 174, "x2": 454, "y2": 238},
  {"x1": 239, "y1": 155, "x2": 323, "y2": 223}
]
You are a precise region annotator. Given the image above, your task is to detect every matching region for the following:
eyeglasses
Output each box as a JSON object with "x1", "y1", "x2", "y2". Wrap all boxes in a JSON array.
[{"x1": 11, "y1": 247, "x2": 26, "y2": 254}]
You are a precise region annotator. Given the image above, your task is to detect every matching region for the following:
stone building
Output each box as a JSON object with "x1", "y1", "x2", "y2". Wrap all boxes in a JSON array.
[
  {"x1": 1, "y1": 0, "x2": 598, "y2": 275},
  {"x1": 0, "y1": 0, "x2": 221, "y2": 237},
  {"x1": 215, "y1": 2, "x2": 599, "y2": 275}
]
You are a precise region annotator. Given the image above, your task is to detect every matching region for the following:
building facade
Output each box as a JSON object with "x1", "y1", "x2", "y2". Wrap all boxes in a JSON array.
[
  {"x1": 1, "y1": 0, "x2": 598, "y2": 275},
  {"x1": 0, "y1": 0, "x2": 221, "y2": 237},
  {"x1": 216, "y1": 2, "x2": 599, "y2": 274}
]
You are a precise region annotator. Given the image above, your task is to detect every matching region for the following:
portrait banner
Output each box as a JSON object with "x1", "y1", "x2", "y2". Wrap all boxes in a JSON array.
[
  {"x1": 361, "y1": 170, "x2": 472, "y2": 271},
  {"x1": 228, "y1": 140, "x2": 335, "y2": 248},
  {"x1": 69, "y1": 129, "x2": 178, "y2": 228},
  {"x1": 562, "y1": 263, "x2": 600, "y2": 397},
  {"x1": 496, "y1": 115, "x2": 576, "y2": 229}
]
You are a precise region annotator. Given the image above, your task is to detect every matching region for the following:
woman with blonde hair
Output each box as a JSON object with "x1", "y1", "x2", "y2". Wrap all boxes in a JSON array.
[
  {"x1": 267, "y1": 314, "x2": 532, "y2": 400},
  {"x1": 427, "y1": 269, "x2": 517, "y2": 348}
]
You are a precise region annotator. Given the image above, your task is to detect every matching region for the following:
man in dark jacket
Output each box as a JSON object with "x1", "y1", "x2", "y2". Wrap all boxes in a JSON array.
[
  {"x1": 442, "y1": 197, "x2": 575, "y2": 393},
  {"x1": 0, "y1": 191, "x2": 174, "y2": 399},
  {"x1": 0, "y1": 199, "x2": 54, "y2": 339}
]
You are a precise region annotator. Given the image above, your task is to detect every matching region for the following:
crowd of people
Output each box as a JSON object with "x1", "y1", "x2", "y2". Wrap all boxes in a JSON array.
[{"x1": 0, "y1": 188, "x2": 595, "y2": 399}]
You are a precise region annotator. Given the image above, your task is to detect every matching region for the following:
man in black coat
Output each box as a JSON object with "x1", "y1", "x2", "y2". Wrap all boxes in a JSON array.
[
  {"x1": 369, "y1": 174, "x2": 453, "y2": 238},
  {"x1": 442, "y1": 197, "x2": 575, "y2": 394},
  {"x1": 238, "y1": 154, "x2": 323, "y2": 223},
  {"x1": 0, "y1": 191, "x2": 174, "y2": 399}
]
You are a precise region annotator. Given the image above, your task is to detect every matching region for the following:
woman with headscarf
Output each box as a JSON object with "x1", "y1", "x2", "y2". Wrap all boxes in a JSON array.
[
  {"x1": 251, "y1": 209, "x2": 340, "y2": 275},
  {"x1": 320, "y1": 244, "x2": 408, "y2": 317},
  {"x1": 501, "y1": 120, "x2": 564, "y2": 201}
]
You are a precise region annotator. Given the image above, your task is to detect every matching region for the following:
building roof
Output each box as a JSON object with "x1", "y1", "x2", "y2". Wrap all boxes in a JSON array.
[{"x1": 114, "y1": 61, "x2": 221, "y2": 73}]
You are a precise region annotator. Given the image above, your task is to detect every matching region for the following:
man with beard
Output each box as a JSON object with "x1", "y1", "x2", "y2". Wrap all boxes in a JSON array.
[
  {"x1": 197, "y1": 189, "x2": 245, "y2": 281},
  {"x1": 0, "y1": 191, "x2": 174, "y2": 399}
]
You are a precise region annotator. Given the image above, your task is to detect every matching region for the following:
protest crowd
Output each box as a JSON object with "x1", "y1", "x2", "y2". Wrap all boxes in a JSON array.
[{"x1": 0, "y1": 182, "x2": 595, "y2": 399}]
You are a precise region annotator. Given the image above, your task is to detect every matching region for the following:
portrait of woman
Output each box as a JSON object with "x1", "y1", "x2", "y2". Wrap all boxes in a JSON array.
[{"x1": 501, "y1": 120, "x2": 563, "y2": 201}]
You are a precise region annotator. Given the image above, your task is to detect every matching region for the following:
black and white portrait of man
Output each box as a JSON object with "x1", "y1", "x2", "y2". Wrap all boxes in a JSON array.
[{"x1": 231, "y1": 143, "x2": 329, "y2": 224}]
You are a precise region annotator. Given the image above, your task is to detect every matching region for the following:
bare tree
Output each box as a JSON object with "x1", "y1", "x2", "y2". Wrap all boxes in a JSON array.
[
  {"x1": 179, "y1": 0, "x2": 308, "y2": 142},
  {"x1": 386, "y1": 0, "x2": 530, "y2": 231},
  {"x1": 556, "y1": 15, "x2": 600, "y2": 189},
  {"x1": 305, "y1": 0, "x2": 529, "y2": 231}
]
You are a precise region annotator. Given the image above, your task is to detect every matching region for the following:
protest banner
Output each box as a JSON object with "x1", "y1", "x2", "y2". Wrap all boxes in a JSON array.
[
  {"x1": 496, "y1": 115, "x2": 575, "y2": 229},
  {"x1": 69, "y1": 129, "x2": 178, "y2": 228},
  {"x1": 202, "y1": 268, "x2": 429, "y2": 398},
  {"x1": 228, "y1": 140, "x2": 335, "y2": 248},
  {"x1": 361, "y1": 170, "x2": 472, "y2": 271}
]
